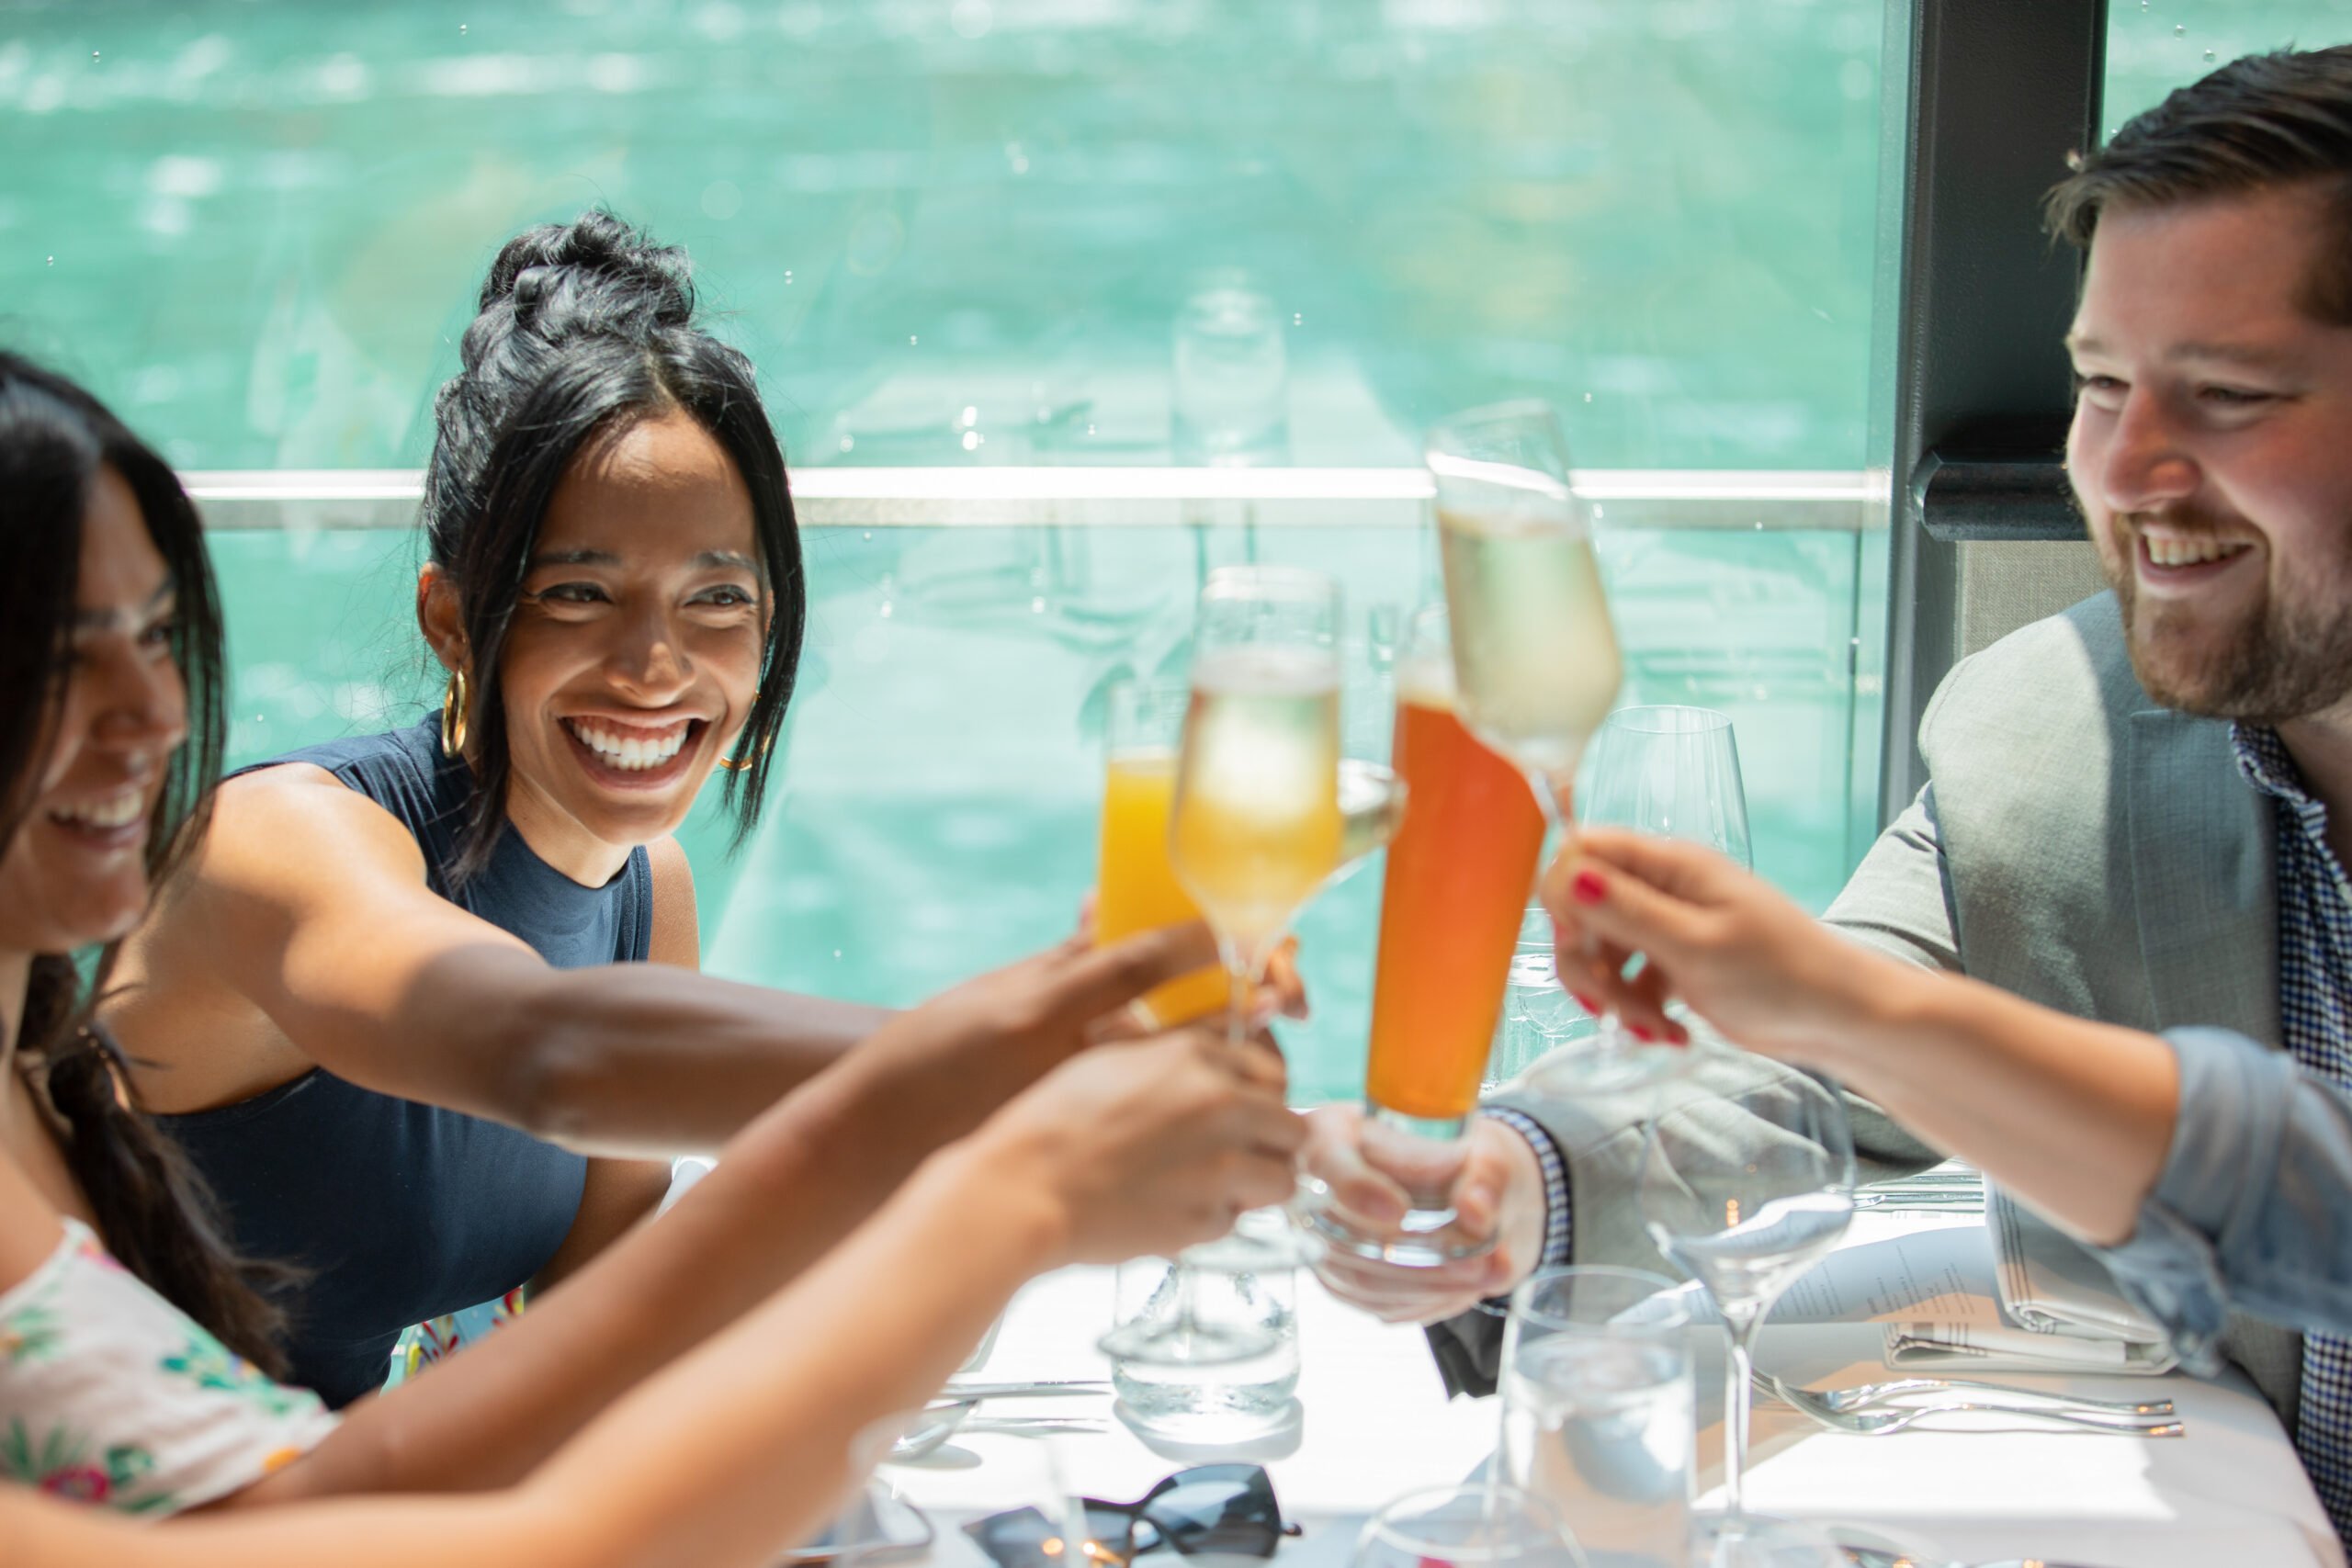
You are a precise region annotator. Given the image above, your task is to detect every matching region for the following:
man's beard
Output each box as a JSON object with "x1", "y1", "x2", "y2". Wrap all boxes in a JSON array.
[{"x1": 2103, "y1": 514, "x2": 2352, "y2": 724}]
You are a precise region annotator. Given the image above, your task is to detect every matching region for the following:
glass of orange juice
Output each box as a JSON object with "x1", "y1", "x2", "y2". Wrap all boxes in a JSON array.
[
  {"x1": 1306, "y1": 605, "x2": 1548, "y2": 1265},
  {"x1": 1093, "y1": 679, "x2": 1230, "y2": 1026}
]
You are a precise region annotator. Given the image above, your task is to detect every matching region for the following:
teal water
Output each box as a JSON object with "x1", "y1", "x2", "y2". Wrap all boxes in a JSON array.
[
  {"x1": 13, "y1": 0, "x2": 2347, "y2": 1099},
  {"x1": 210, "y1": 518, "x2": 1869, "y2": 1104},
  {"x1": 7, "y1": 0, "x2": 1891, "y2": 472}
]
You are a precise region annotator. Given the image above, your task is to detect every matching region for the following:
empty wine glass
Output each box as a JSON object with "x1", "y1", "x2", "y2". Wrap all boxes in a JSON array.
[
  {"x1": 1351, "y1": 1483, "x2": 1588, "y2": 1568},
  {"x1": 1529, "y1": 706, "x2": 1751, "y2": 1099},
  {"x1": 1636, "y1": 1058, "x2": 1854, "y2": 1565}
]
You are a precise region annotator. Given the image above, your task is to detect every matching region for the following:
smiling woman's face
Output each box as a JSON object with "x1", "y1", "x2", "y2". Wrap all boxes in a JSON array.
[
  {"x1": 443, "y1": 409, "x2": 766, "y2": 881},
  {"x1": 0, "y1": 465, "x2": 187, "y2": 959}
]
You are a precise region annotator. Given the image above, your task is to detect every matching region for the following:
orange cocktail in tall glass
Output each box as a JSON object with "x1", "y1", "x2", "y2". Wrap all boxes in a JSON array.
[
  {"x1": 1366, "y1": 607, "x2": 1547, "y2": 1124},
  {"x1": 1094, "y1": 682, "x2": 1230, "y2": 1026}
]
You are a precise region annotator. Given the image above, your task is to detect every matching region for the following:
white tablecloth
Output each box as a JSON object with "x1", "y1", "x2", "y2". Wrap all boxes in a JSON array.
[{"x1": 883, "y1": 1213, "x2": 2343, "y2": 1568}]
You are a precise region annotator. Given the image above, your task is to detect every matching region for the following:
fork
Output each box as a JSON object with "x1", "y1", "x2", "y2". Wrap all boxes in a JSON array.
[
  {"x1": 1761, "y1": 1371, "x2": 2173, "y2": 1417},
  {"x1": 1762, "y1": 1376, "x2": 2184, "y2": 1438}
]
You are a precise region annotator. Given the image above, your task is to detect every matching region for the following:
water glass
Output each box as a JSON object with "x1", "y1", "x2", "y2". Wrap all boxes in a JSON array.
[
  {"x1": 1110, "y1": 1210, "x2": 1301, "y2": 1445},
  {"x1": 1171, "y1": 279, "x2": 1289, "y2": 466},
  {"x1": 1352, "y1": 1483, "x2": 1588, "y2": 1568},
  {"x1": 1501, "y1": 1268, "x2": 1693, "y2": 1568}
]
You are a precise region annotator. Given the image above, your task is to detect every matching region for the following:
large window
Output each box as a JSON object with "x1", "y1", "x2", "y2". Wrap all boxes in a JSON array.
[{"x1": 8, "y1": 2, "x2": 1910, "y2": 1099}]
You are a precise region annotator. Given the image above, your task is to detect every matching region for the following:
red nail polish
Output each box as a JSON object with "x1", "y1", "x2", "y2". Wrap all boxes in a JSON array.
[
  {"x1": 1570, "y1": 869, "x2": 1607, "y2": 906},
  {"x1": 1569, "y1": 991, "x2": 1600, "y2": 1013},
  {"x1": 1629, "y1": 1023, "x2": 1657, "y2": 1043}
]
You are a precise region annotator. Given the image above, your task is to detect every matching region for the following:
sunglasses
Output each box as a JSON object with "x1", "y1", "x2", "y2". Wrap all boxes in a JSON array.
[{"x1": 965, "y1": 1463, "x2": 1302, "y2": 1568}]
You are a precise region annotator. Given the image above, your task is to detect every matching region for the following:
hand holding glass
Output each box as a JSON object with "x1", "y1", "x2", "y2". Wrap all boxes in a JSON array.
[
  {"x1": 1303, "y1": 604, "x2": 1544, "y2": 1265},
  {"x1": 1531, "y1": 705, "x2": 1751, "y2": 1099}
]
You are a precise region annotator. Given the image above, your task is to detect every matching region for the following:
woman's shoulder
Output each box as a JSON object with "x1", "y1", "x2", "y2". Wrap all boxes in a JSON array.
[
  {"x1": 0, "y1": 1218, "x2": 338, "y2": 1516},
  {"x1": 228, "y1": 720, "x2": 463, "y2": 869},
  {"x1": 232, "y1": 718, "x2": 444, "y2": 802}
]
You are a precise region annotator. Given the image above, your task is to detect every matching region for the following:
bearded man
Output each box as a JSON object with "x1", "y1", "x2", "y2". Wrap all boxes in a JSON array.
[{"x1": 1304, "y1": 41, "x2": 2352, "y2": 1539}]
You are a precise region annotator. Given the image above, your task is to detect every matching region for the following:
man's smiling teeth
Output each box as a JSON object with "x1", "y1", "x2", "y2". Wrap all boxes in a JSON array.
[
  {"x1": 2144, "y1": 536, "x2": 2254, "y2": 568},
  {"x1": 51, "y1": 789, "x2": 143, "y2": 830},
  {"x1": 567, "y1": 719, "x2": 691, "y2": 772}
]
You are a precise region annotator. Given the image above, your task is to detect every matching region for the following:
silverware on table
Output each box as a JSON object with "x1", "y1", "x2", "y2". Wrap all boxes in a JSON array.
[
  {"x1": 1841, "y1": 1549, "x2": 2116, "y2": 1568},
  {"x1": 1768, "y1": 1372, "x2": 2172, "y2": 1417},
  {"x1": 1852, "y1": 1190, "x2": 1988, "y2": 1211},
  {"x1": 889, "y1": 1406, "x2": 1106, "y2": 1461},
  {"x1": 932, "y1": 1379, "x2": 1108, "y2": 1404},
  {"x1": 1767, "y1": 1377, "x2": 2183, "y2": 1438}
]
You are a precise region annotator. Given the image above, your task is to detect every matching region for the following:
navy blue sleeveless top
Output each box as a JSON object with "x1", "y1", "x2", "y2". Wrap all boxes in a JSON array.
[{"x1": 157, "y1": 717, "x2": 653, "y2": 1406}]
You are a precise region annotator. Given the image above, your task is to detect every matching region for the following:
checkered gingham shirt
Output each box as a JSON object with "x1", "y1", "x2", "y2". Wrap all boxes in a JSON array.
[{"x1": 2233, "y1": 722, "x2": 2352, "y2": 1540}]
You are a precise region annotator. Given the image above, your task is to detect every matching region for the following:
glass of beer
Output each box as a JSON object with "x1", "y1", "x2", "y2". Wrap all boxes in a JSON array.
[
  {"x1": 1306, "y1": 605, "x2": 1546, "y2": 1264},
  {"x1": 1093, "y1": 679, "x2": 1232, "y2": 1027}
]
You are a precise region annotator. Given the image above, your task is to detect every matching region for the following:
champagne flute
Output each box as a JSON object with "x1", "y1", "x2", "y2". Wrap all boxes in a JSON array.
[
  {"x1": 1428, "y1": 401, "x2": 1634, "y2": 1094},
  {"x1": 1101, "y1": 565, "x2": 1342, "y2": 1378},
  {"x1": 1527, "y1": 705, "x2": 1750, "y2": 1100},
  {"x1": 1636, "y1": 1059, "x2": 1855, "y2": 1565},
  {"x1": 1169, "y1": 564, "x2": 1345, "y2": 1041}
]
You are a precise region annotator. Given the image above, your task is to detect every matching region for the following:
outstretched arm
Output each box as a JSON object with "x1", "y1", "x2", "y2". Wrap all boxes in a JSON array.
[
  {"x1": 1548, "y1": 828, "x2": 2177, "y2": 1247},
  {"x1": 118, "y1": 765, "x2": 945, "y2": 1156},
  {"x1": 25, "y1": 1024, "x2": 1300, "y2": 1568},
  {"x1": 231, "y1": 922, "x2": 1251, "y2": 1501}
]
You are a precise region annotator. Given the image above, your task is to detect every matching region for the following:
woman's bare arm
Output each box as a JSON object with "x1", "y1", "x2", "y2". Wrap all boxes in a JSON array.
[
  {"x1": 228, "y1": 923, "x2": 1239, "y2": 1501},
  {"x1": 119, "y1": 765, "x2": 888, "y2": 1156},
  {"x1": 24, "y1": 1012, "x2": 1304, "y2": 1568},
  {"x1": 1546, "y1": 828, "x2": 2179, "y2": 1246}
]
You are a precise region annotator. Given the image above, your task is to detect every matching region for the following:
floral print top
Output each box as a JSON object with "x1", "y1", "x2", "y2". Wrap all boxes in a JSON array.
[{"x1": 0, "y1": 1219, "x2": 339, "y2": 1517}]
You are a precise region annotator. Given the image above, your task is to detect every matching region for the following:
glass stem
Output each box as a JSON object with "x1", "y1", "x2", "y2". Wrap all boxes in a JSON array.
[
  {"x1": 1221, "y1": 937, "x2": 1273, "y2": 1050},
  {"x1": 1721, "y1": 1308, "x2": 1762, "y2": 1519}
]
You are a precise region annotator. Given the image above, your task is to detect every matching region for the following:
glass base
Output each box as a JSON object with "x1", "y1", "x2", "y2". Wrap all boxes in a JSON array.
[
  {"x1": 1291, "y1": 1104, "x2": 1498, "y2": 1268},
  {"x1": 1296, "y1": 1197, "x2": 1498, "y2": 1268},
  {"x1": 1688, "y1": 1514, "x2": 1846, "y2": 1568}
]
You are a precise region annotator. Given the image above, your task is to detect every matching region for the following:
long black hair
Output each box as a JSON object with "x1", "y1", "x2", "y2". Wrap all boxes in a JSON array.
[
  {"x1": 0, "y1": 351, "x2": 295, "y2": 1375},
  {"x1": 424, "y1": 209, "x2": 807, "y2": 880}
]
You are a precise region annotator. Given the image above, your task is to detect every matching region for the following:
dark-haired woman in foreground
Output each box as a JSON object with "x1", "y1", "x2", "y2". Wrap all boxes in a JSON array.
[
  {"x1": 108, "y1": 211, "x2": 1279, "y2": 1405},
  {"x1": 0, "y1": 348, "x2": 1297, "y2": 1551}
]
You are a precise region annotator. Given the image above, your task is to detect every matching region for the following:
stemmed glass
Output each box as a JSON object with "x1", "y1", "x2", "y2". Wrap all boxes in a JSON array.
[
  {"x1": 1101, "y1": 565, "x2": 1344, "y2": 1373},
  {"x1": 1527, "y1": 705, "x2": 1750, "y2": 1099},
  {"x1": 1636, "y1": 1060, "x2": 1855, "y2": 1565},
  {"x1": 1351, "y1": 1483, "x2": 1588, "y2": 1568},
  {"x1": 1428, "y1": 401, "x2": 1629, "y2": 1095},
  {"x1": 1169, "y1": 564, "x2": 1346, "y2": 1047}
]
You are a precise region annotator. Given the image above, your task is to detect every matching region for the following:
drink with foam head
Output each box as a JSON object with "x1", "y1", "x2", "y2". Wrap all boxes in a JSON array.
[
  {"x1": 1365, "y1": 617, "x2": 1547, "y2": 1124},
  {"x1": 1170, "y1": 645, "x2": 1343, "y2": 955}
]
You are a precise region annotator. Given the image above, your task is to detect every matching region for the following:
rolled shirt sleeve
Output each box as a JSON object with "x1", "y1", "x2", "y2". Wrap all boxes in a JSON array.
[{"x1": 2100, "y1": 1027, "x2": 2352, "y2": 1371}]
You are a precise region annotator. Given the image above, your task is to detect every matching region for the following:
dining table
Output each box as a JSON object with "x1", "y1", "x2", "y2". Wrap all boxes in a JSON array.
[{"x1": 872, "y1": 1206, "x2": 2344, "y2": 1568}]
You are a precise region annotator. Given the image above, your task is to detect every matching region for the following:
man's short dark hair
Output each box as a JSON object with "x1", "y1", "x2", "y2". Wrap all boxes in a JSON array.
[{"x1": 2046, "y1": 45, "x2": 2352, "y2": 324}]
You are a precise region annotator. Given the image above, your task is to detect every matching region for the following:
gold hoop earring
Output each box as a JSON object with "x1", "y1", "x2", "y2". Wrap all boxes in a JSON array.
[
  {"x1": 440, "y1": 670, "x2": 471, "y2": 758},
  {"x1": 716, "y1": 730, "x2": 773, "y2": 773}
]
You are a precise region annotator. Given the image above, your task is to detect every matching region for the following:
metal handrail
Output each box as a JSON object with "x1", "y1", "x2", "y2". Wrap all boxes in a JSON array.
[{"x1": 184, "y1": 466, "x2": 1879, "y2": 533}]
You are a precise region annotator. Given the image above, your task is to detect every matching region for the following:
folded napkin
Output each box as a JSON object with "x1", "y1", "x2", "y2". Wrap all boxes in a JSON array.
[{"x1": 1883, "y1": 1195, "x2": 2176, "y2": 1373}]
